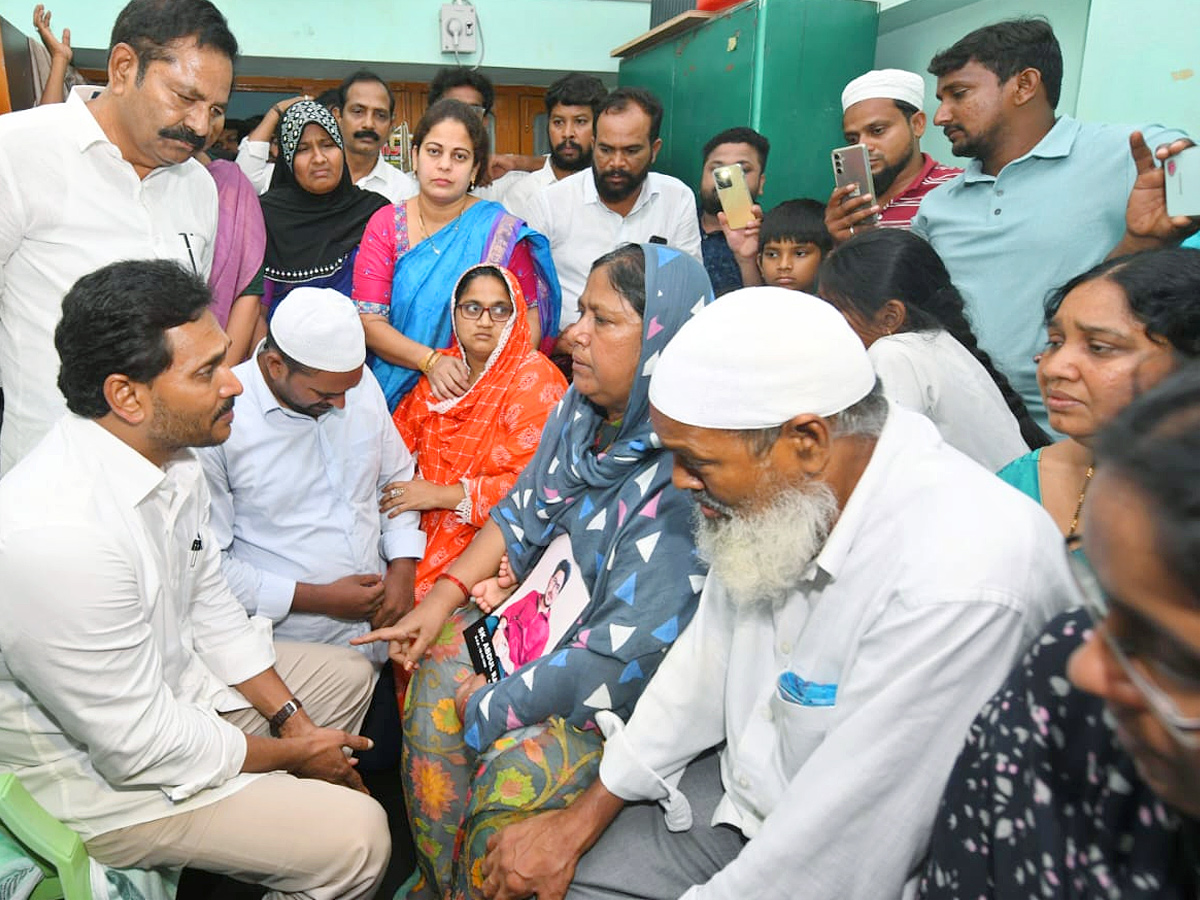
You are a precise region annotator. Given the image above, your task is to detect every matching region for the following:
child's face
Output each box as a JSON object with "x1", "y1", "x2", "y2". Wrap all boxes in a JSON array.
[{"x1": 758, "y1": 240, "x2": 823, "y2": 292}]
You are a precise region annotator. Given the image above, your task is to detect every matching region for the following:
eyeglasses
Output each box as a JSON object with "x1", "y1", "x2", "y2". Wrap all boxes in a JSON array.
[
  {"x1": 1069, "y1": 549, "x2": 1200, "y2": 747},
  {"x1": 456, "y1": 302, "x2": 513, "y2": 322},
  {"x1": 468, "y1": 105, "x2": 488, "y2": 118}
]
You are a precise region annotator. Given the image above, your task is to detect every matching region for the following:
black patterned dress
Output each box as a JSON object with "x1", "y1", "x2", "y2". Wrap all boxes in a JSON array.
[{"x1": 918, "y1": 608, "x2": 1199, "y2": 899}]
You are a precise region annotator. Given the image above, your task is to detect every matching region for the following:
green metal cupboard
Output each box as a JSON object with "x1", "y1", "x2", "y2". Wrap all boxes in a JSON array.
[{"x1": 619, "y1": 0, "x2": 879, "y2": 210}]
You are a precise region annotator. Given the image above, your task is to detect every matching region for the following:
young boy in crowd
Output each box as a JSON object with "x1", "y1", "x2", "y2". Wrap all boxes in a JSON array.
[{"x1": 757, "y1": 198, "x2": 832, "y2": 292}]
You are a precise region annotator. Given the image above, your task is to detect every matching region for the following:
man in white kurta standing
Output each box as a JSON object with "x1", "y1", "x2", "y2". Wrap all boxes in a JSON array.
[{"x1": 0, "y1": 0, "x2": 231, "y2": 473}]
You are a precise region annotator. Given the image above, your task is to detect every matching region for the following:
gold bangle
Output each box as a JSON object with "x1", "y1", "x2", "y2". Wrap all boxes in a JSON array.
[{"x1": 420, "y1": 350, "x2": 441, "y2": 375}]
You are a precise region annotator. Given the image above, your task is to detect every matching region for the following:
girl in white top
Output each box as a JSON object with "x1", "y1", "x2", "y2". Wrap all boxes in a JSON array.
[{"x1": 818, "y1": 229, "x2": 1048, "y2": 471}]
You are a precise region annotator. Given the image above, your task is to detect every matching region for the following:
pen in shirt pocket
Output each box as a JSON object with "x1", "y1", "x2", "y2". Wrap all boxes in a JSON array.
[
  {"x1": 190, "y1": 534, "x2": 202, "y2": 569},
  {"x1": 777, "y1": 671, "x2": 837, "y2": 707},
  {"x1": 179, "y1": 233, "x2": 198, "y2": 274}
]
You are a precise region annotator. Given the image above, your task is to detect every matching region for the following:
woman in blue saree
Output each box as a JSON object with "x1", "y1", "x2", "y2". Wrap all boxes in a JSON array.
[{"x1": 353, "y1": 99, "x2": 560, "y2": 410}]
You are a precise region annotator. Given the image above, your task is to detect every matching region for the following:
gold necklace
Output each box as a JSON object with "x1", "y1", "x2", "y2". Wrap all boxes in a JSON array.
[
  {"x1": 1067, "y1": 464, "x2": 1095, "y2": 537},
  {"x1": 415, "y1": 199, "x2": 465, "y2": 256}
]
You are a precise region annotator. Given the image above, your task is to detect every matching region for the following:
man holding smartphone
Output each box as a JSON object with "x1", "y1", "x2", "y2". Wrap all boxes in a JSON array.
[
  {"x1": 697, "y1": 127, "x2": 770, "y2": 295},
  {"x1": 824, "y1": 68, "x2": 960, "y2": 242},
  {"x1": 911, "y1": 18, "x2": 1196, "y2": 431}
]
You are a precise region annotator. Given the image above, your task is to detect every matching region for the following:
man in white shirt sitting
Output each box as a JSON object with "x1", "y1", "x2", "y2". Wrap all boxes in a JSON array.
[
  {"x1": 481, "y1": 288, "x2": 1076, "y2": 900},
  {"x1": 526, "y1": 86, "x2": 703, "y2": 342},
  {"x1": 0, "y1": 259, "x2": 389, "y2": 899},
  {"x1": 199, "y1": 287, "x2": 423, "y2": 661},
  {"x1": 0, "y1": 0, "x2": 229, "y2": 473}
]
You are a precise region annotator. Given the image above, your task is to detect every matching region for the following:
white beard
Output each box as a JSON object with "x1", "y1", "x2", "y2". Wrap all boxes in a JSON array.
[{"x1": 693, "y1": 480, "x2": 839, "y2": 610}]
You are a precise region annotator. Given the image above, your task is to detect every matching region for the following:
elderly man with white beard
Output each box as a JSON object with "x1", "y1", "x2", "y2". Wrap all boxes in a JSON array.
[{"x1": 479, "y1": 288, "x2": 1078, "y2": 900}]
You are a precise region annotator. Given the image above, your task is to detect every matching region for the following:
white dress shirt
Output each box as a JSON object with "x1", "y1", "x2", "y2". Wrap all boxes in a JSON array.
[
  {"x1": 198, "y1": 357, "x2": 425, "y2": 660},
  {"x1": 870, "y1": 330, "x2": 1029, "y2": 471},
  {"x1": 0, "y1": 416, "x2": 273, "y2": 838},
  {"x1": 526, "y1": 169, "x2": 703, "y2": 325},
  {"x1": 503, "y1": 157, "x2": 559, "y2": 222},
  {"x1": 235, "y1": 140, "x2": 417, "y2": 202},
  {"x1": 235, "y1": 137, "x2": 275, "y2": 194},
  {"x1": 597, "y1": 409, "x2": 1076, "y2": 900},
  {"x1": 472, "y1": 167, "x2": 532, "y2": 206},
  {"x1": 358, "y1": 155, "x2": 418, "y2": 203},
  {"x1": 0, "y1": 86, "x2": 219, "y2": 474}
]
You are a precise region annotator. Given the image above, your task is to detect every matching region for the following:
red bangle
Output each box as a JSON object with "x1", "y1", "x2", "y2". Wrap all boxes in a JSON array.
[{"x1": 437, "y1": 572, "x2": 471, "y2": 601}]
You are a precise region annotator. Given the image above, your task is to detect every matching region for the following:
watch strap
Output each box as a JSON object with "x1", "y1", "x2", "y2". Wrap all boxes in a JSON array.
[{"x1": 268, "y1": 697, "x2": 303, "y2": 737}]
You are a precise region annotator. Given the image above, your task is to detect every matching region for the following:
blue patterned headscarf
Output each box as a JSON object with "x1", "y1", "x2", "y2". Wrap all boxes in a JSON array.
[
  {"x1": 469, "y1": 245, "x2": 714, "y2": 751},
  {"x1": 493, "y1": 243, "x2": 714, "y2": 585}
]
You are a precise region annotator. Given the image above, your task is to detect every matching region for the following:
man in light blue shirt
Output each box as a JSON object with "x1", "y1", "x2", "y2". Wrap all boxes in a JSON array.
[
  {"x1": 199, "y1": 288, "x2": 425, "y2": 664},
  {"x1": 913, "y1": 19, "x2": 1194, "y2": 430}
]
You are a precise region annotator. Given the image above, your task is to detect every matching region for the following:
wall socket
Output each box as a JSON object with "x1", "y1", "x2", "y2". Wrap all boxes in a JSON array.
[{"x1": 440, "y1": 3, "x2": 477, "y2": 53}]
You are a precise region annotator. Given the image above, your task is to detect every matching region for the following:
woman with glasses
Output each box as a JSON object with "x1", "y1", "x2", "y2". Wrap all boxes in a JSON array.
[
  {"x1": 1068, "y1": 367, "x2": 1200, "y2": 831},
  {"x1": 352, "y1": 99, "x2": 560, "y2": 411},
  {"x1": 381, "y1": 264, "x2": 566, "y2": 606},
  {"x1": 919, "y1": 352, "x2": 1200, "y2": 893}
]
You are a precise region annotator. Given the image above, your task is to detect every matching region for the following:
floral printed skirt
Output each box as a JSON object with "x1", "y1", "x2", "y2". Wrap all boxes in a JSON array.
[{"x1": 401, "y1": 610, "x2": 603, "y2": 900}]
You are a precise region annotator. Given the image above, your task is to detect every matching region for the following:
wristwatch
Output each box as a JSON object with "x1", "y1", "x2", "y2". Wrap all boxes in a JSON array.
[{"x1": 268, "y1": 697, "x2": 303, "y2": 737}]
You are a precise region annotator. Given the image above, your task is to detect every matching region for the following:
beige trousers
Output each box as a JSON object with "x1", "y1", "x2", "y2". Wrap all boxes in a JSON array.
[{"x1": 85, "y1": 642, "x2": 390, "y2": 900}]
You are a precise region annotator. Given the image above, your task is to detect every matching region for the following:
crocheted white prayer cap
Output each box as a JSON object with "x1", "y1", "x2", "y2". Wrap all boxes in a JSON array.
[
  {"x1": 648, "y1": 287, "x2": 875, "y2": 429},
  {"x1": 269, "y1": 287, "x2": 365, "y2": 372},
  {"x1": 841, "y1": 68, "x2": 926, "y2": 112}
]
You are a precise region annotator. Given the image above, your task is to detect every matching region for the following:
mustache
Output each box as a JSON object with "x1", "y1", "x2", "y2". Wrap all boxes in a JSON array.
[
  {"x1": 213, "y1": 398, "x2": 235, "y2": 422},
  {"x1": 693, "y1": 489, "x2": 736, "y2": 517},
  {"x1": 353, "y1": 129, "x2": 381, "y2": 142},
  {"x1": 159, "y1": 125, "x2": 205, "y2": 151},
  {"x1": 554, "y1": 140, "x2": 581, "y2": 153}
]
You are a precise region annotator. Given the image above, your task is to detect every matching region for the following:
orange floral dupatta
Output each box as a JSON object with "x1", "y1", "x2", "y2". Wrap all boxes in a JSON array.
[{"x1": 393, "y1": 264, "x2": 567, "y2": 603}]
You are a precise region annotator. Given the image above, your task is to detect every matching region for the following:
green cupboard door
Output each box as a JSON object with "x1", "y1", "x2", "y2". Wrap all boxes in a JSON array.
[
  {"x1": 619, "y1": 45, "x2": 677, "y2": 173},
  {"x1": 755, "y1": 0, "x2": 879, "y2": 209},
  {"x1": 665, "y1": 2, "x2": 758, "y2": 186}
]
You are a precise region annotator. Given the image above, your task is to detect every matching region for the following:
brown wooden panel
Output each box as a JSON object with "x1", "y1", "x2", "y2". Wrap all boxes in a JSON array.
[
  {"x1": 490, "y1": 91, "x2": 518, "y2": 155},
  {"x1": 0, "y1": 14, "x2": 37, "y2": 114},
  {"x1": 518, "y1": 94, "x2": 544, "y2": 156}
]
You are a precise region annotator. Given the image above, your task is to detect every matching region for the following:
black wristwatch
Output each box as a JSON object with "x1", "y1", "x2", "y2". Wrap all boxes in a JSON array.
[{"x1": 268, "y1": 697, "x2": 303, "y2": 737}]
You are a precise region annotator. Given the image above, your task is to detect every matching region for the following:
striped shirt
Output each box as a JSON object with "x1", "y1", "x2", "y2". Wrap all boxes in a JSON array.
[{"x1": 878, "y1": 153, "x2": 961, "y2": 229}]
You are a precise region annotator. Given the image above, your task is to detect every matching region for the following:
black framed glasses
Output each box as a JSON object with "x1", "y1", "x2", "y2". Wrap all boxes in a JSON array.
[
  {"x1": 456, "y1": 302, "x2": 514, "y2": 322},
  {"x1": 1069, "y1": 548, "x2": 1200, "y2": 747}
]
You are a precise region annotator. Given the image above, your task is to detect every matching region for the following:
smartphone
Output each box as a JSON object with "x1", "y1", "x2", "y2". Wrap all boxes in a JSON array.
[
  {"x1": 831, "y1": 144, "x2": 881, "y2": 226},
  {"x1": 1165, "y1": 147, "x2": 1200, "y2": 218},
  {"x1": 713, "y1": 164, "x2": 754, "y2": 230}
]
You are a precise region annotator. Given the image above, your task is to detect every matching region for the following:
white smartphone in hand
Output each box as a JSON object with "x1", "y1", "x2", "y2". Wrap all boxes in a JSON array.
[{"x1": 1165, "y1": 147, "x2": 1200, "y2": 218}]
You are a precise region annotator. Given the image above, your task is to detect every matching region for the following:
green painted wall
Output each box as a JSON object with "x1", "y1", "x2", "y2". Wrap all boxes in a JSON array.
[
  {"x1": 0, "y1": 0, "x2": 650, "y2": 78},
  {"x1": 874, "y1": 0, "x2": 1091, "y2": 164},
  {"x1": 1076, "y1": 0, "x2": 1200, "y2": 139}
]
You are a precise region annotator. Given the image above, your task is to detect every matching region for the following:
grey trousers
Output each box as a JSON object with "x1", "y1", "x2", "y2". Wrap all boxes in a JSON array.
[
  {"x1": 85, "y1": 642, "x2": 390, "y2": 900},
  {"x1": 567, "y1": 749, "x2": 747, "y2": 900}
]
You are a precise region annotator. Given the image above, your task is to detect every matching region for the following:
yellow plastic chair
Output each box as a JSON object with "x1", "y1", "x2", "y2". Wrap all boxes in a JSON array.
[{"x1": 0, "y1": 773, "x2": 91, "y2": 900}]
